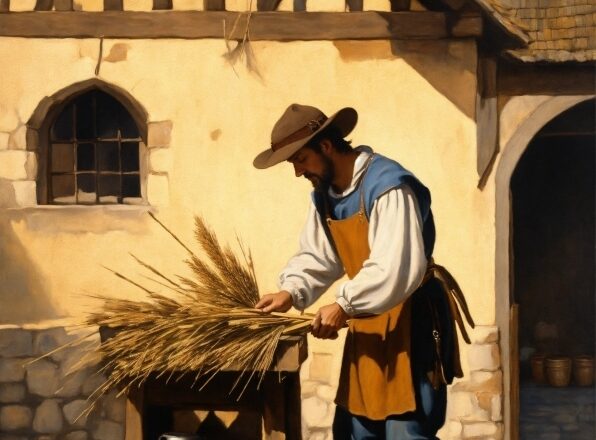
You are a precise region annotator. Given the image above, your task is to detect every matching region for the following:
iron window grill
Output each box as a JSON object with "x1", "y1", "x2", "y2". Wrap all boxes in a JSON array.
[{"x1": 49, "y1": 90, "x2": 142, "y2": 205}]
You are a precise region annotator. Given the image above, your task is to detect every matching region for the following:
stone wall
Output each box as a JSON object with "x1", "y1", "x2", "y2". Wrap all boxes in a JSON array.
[{"x1": 0, "y1": 323, "x2": 125, "y2": 440}]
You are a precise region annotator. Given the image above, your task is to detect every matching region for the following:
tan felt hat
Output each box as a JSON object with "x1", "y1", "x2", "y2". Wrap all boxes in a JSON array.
[{"x1": 253, "y1": 103, "x2": 358, "y2": 169}]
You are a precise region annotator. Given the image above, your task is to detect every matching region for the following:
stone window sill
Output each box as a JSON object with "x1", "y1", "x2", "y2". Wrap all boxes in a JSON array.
[{"x1": 5, "y1": 204, "x2": 158, "y2": 234}]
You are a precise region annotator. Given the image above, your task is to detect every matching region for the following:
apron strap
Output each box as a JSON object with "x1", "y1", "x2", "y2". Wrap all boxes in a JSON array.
[{"x1": 322, "y1": 152, "x2": 376, "y2": 221}]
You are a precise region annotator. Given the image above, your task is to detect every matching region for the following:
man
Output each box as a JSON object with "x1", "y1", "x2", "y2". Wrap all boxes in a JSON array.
[{"x1": 254, "y1": 104, "x2": 456, "y2": 439}]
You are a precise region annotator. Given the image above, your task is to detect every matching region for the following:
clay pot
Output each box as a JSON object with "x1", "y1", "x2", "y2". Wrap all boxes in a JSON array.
[
  {"x1": 530, "y1": 354, "x2": 547, "y2": 384},
  {"x1": 573, "y1": 355, "x2": 594, "y2": 387},
  {"x1": 545, "y1": 356, "x2": 572, "y2": 387}
]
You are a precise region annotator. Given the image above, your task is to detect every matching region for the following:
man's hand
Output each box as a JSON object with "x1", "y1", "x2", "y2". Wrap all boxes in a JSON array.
[
  {"x1": 311, "y1": 302, "x2": 349, "y2": 340},
  {"x1": 255, "y1": 291, "x2": 293, "y2": 313}
]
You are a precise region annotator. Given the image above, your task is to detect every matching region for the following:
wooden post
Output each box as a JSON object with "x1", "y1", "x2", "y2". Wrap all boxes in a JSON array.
[
  {"x1": 476, "y1": 55, "x2": 499, "y2": 189},
  {"x1": 34, "y1": 0, "x2": 54, "y2": 10},
  {"x1": 0, "y1": 0, "x2": 9, "y2": 13},
  {"x1": 54, "y1": 0, "x2": 73, "y2": 10},
  {"x1": 105, "y1": 0, "x2": 123, "y2": 10},
  {"x1": 510, "y1": 304, "x2": 519, "y2": 440},
  {"x1": 204, "y1": 0, "x2": 224, "y2": 10},
  {"x1": 125, "y1": 385, "x2": 145, "y2": 440},
  {"x1": 153, "y1": 0, "x2": 172, "y2": 9}
]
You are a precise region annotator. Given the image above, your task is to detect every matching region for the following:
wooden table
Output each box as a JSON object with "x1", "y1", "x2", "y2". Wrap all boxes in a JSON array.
[{"x1": 123, "y1": 336, "x2": 308, "y2": 440}]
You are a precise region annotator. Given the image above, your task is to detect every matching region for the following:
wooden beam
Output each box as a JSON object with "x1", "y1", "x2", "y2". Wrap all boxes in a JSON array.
[
  {"x1": 34, "y1": 0, "x2": 54, "y2": 11},
  {"x1": 153, "y1": 0, "x2": 172, "y2": 9},
  {"x1": 204, "y1": 0, "x2": 225, "y2": 10},
  {"x1": 104, "y1": 0, "x2": 123, "y2": 11},
  {"x1": 0, "y1": 11, "x2": 482, "y2": 40}
]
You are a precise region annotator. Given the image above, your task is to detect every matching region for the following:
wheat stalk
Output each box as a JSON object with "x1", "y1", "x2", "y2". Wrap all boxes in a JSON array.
[{"x1": 66, "y1": 215, "x2": 312, "y2": 417}]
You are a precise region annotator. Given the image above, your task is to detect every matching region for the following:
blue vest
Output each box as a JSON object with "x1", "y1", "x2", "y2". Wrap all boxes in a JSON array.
[{"x1": 312, "y1": 151, "x2": 435, "y2": 258}]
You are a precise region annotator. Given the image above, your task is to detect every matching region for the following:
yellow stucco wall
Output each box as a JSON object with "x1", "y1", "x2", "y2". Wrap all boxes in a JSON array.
[{"x1": 0, "y1": 35, "x2": 494, "y2": 348}]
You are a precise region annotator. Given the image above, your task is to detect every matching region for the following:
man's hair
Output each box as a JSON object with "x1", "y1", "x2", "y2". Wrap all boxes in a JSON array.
[{"x1": 305, "y1": 124, "x2": 353, "y2": 154}]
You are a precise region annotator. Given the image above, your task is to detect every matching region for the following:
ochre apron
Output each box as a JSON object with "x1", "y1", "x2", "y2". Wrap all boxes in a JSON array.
[{"x1": 327, "y1": 160, "x2": 416, "y2": 421}]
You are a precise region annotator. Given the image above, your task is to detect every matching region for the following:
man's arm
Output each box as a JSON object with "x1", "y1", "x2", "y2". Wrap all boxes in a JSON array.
[
  {"x1": 335, "y1": 185, "x2": 427, "y2": 316},
  {"x1": 255, "y1": 200, "x2": 344, "y2": 313}
]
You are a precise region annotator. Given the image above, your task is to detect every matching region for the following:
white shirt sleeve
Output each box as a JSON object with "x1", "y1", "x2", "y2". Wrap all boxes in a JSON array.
[
  {"x1": 335, "y1": 185, "x2": 428, "y2": 316},
  {"x1": 278, "y1": 201, "x2": 345, "y2": 311}
]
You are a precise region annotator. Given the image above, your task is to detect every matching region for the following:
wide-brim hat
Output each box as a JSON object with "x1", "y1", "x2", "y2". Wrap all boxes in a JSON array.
[{"x1": 253, "y1": 104, "x2": 358, "y2": 169}]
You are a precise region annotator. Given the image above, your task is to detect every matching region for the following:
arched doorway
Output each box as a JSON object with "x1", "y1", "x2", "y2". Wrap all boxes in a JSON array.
[{"x1": 511, "y1": 99, "x2": 594, "y2": 439}]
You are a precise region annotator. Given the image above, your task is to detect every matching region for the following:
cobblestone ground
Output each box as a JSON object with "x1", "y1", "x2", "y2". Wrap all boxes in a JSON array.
[{"x1": 520, "y1": 383, "x2": 595, "y2": 440}]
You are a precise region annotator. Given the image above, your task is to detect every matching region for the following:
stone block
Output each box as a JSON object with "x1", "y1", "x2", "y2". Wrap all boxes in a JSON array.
[
  {"x1": 302, "y1": 396, "x2": 332, "y2": 428},
  {"x1": 147, "y1": 121, "x2": 172, "y2": 148},
  {"x1": 309, "y1": 352, "x2": 333, "y2": 382},
  {"x1": 490, "y1": 393, "x2": 502, "y2": 421},
  {"x1": 0, "y1": 358, "x2": 26, "y2": 382},
  {"x1": 33, "y1": 328, "x2": 72, "y2": 362},
  {"x1": 0, "y1": 105, "x2": 19, "y2": 132},
  {"x1": 0, "y1": 405, "x2": 32, "y2": 430},
  {"x1": 149, "y1": 148, "x2": 172, "y2": 173},
  {"x1": 9, "y1": 0, "x2": 36, "y2": 11},
  {"x1": 102, "y1": 391, "x2": 126, "y2": 423},
  {"x1": 172, "y1": 0, "x2": 205, "y2": 9},
  {"x1": 0, "y1": 329, "x2": 33, "y2": 357},
  {"x1": 0, "y1": 383, "x2": 26, "y2": 403},
  {"x1": 0, "y1": 133, "x2": 9, "y2": 150},
  {"x1": 0, "y1": 151, "x2": 31, "y2": 180},
  {"x1": 56, "y1": 369, "x2": 88, "y2": 398},
  {"x1": 11, "y1": 181, "x2": 37, "y2": 207},
  {"x1": 93, "y1": 420, "x2": 124, "y2": 440},
  {"x1": 65, "y1": 431, "x2": 88, "y2": 440},
  {"x1": 315, "y1": 384, "x2": 336, "y2": 402},
  {"x1": 33, "y1": 400, "x2": 63, "y2": 434},
  {"x1": 467, "y1": 343, "x2": 500, "y2": 372},
  {"x1": 363, "y1": 0, "x2": 391, "y2": 11},
  {"x1": 301, "y1": 380, "x2": 317, "y2": 397},
  {"x1": 81, "y1": 373, "x2": 106, "y2": 396},
  {"x1": 147, "y1": 174, "x2": 170, "y2": 207},
  {"x1": 25, "y1": 359, "x2": 60, "y2": 397},
  {"x1": 123, "y1": 0, "x2": 153, "y2": 10},
  {"x1": 63, "y1": 400, "x2": 88, "y2": 427},
  {"x1": 449, "y1": 391, "x2": 490, "y2": 422},
  {"x1": 471, "y1": 326, "x2": 498, "y2": 344},
  {"x1": 8, "y1": 126, "x2": 27, "y2": 150},
  {"x1": 441, "y1": 420, "x2": 462, "y2": 439},
  {"x1": 461, "y1": 421, "x2": 499, "y2": 438},
  {"x1": 73, "y1": 0, "x2": 104, "y2": 11}
]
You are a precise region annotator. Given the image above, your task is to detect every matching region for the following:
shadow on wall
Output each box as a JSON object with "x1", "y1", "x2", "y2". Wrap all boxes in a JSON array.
[
  {"x1": 0, "y1": 188, "x2": 59, "y2": 324},
  {"x1": 333, "y1": 40, "x2": 477, "y2": 119}
]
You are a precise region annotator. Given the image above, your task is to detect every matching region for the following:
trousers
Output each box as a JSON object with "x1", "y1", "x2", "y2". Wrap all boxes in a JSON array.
[{"x1": 331, "y1": 369, "x2": 446, "y2": 440}]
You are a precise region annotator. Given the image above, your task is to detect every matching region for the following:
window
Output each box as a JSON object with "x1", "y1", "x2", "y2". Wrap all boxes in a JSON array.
[{"x1": 48, "y1": 90, "x2": 142, "y2": 204}]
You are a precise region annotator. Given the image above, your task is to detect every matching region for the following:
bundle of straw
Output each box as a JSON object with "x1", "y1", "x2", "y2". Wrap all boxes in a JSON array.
[{"x1": 76, "y1": 215, "x2": 313, "y2": 415}]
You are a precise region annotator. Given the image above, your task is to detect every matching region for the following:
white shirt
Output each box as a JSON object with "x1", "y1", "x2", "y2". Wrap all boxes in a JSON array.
[{"x1": 278, "y1": 148, "x2": 428, "y2": 316}]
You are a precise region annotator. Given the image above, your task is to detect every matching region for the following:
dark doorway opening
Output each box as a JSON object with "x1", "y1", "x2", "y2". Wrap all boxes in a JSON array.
[{"x1": 511, "y1": 99, "x2": 595, "y2": 439}]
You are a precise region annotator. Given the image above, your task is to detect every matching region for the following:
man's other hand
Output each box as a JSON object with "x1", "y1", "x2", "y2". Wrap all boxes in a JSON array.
[
  {"x1": 255, "y1": 291, "x2": 293, "y2": 313},
  {"x1": 311, "y1": 302, "x2": 349, "y2": 340}
]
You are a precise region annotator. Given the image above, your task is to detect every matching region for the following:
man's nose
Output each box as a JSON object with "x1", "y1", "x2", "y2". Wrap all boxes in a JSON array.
[{"x1": 294, "y1": 163, "x2": 304, "y2": 177}]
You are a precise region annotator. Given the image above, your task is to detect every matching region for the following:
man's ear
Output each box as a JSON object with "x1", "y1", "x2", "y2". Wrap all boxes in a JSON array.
[{"x1": 319, "y1": 139, "x2": 334, "y2": 156}]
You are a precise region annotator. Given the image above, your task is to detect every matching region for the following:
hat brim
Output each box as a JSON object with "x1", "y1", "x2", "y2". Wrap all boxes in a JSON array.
[{"x1": 253, "y1": 107, "x2": 358, "y2": 169}]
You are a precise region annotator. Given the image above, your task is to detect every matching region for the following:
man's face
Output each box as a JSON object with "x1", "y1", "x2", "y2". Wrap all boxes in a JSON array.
[{"x1": 287, "y1": 145, "x2": 334, "y2": 191}]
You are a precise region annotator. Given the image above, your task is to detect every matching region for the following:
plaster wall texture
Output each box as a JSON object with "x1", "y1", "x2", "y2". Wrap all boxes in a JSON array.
[{"x1": 0, "y1": 36, "x2": 497, "y2": 437}]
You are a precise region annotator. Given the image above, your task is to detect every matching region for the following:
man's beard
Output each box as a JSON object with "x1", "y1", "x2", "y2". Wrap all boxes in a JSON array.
[{"x1": 306, "y1": 155, "x2": 334, "y2": 192}]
